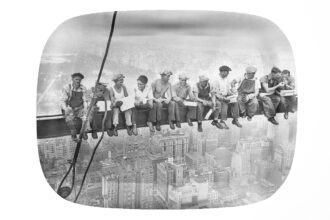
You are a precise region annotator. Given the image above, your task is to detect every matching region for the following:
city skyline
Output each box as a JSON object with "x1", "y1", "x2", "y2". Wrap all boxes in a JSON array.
[{"x1": 38, "y1": 114, "x2": 296, "y2": 208}]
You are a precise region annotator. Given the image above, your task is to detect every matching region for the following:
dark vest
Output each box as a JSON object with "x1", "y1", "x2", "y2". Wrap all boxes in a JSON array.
[
  {"x1": 238, "y1": 78, "x2": 255, "y2": 94},
  {"x1": 197, "y1": 82, "x2": 211, "y2": 99},
  {"x1": 67, "y1": 85, "x2": 84, "y2": 108}
]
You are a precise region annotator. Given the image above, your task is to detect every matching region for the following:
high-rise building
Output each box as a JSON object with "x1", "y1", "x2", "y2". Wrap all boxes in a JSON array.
[
  {"x1": 118, "y1": 169, "x2": 137, "y2": 209},
  {"x1": 102, "y1": 174, "x2": 119, "y2": 208},
  {"x1": 158, "y1": 133, "x2": 189, "y2": 163},
  {"x1": 38, "y1": 137, "x2": 75, "y2": 160},
  {"x1": 135, "y1": 157, "x2": 154, "y2": 209}
]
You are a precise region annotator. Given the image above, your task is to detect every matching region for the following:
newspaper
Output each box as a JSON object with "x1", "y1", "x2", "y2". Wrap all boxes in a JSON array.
[
  {"x1": 183, "y1": 101, "x2": 197, "y2": 107},
  {"x1": 280, "y1": 90, "x2": 296, "y2": 96},
  {"x1": 205, "y1": 109, "x2": 213, "y2": 119},
  {"x1": 118, "y1": 96, "x2": 135, "y2": 111},
  {"x1": 96, "y1": 100, "x2": 112, "y2": 112}
]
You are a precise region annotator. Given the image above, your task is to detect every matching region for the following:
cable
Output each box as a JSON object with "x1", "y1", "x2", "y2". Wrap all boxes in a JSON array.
[
  {"x1": 74, "y1": 100, "x2": 108, "y2": 203},
  {"x1": 57, "y1": 11, "x2": 117, "y2": 199}
]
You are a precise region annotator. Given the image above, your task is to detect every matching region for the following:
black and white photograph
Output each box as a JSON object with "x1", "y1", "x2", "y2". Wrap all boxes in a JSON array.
[
  {"x1": 37, "y1": 11, "x2": 297, "y2": 209},
  {"x1": 2, "y1": 0, "x2": 330, "y2": 219}
]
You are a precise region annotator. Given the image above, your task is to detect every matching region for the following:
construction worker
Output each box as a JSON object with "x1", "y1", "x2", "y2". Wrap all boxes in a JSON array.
[
  {"x1": 132, "y1": 75, "x2": 155, "y2": 133},
  {"x1": 171, "y1": 73, "x2": 196, "y2": 128},
  {"x1": 192, "y1": 75, "x2": 213, "y2": 132},
  {"x1": 211, "y1": 65, "x2": 242, "y2": 129},
  {"x1": 277, "y1": 69, "x2": 297, "y2": 119},
  {"x1": 60, "y1": 72, "x2": 88, "y2": 142},
  {"x1": 259, "y1": 66, "x2": 285, "y2": 125},
  {"x1": 87, "y1": 82, "x2": 113, "y2": 138},
  {"x1": 236, "y1": 66, "x2": 260, "y2": 121},
  {"x1": 110, "y1": 73, "x2": 136, "y2": 136},
  {"x1": 150, "y1": 71, "x2": 173, "y2": 131}
]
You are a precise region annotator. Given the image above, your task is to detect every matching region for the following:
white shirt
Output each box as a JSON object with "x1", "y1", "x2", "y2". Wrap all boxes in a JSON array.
[
  {"x1": 112, "y1": 86, "x2": 125, "y2": 99},
  {"x1": 134, "y1": 85, "x2": 153, "y2": 103},
  {"x1": 211, "y1": 77, "x2": 232, "y2": 96}
]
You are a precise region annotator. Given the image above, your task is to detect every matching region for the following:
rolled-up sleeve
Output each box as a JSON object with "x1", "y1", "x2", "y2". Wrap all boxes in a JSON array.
[
  {"x1": 60, "y1": 85, "x2": 69, "y2": 110},
  {"x1": 210, "y1": 81, "x2": 218, "y2": 96}
]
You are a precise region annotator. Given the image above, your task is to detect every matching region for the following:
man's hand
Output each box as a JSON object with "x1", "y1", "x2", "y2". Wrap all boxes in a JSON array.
[
  {"x1": 64, "y1": 106, "x2": 72, "y2": 115},
  {"x1": 164, "y1": 99, "x2": 170, "y2": 104},
  {"x1": 115, "y1": 100, "x2": 123, "y2": 107},
  {"x1": 223, "y1": 97, "x2": 230, "y2": 103},
  {"x1": 278, "y1": 82, "x2": 285, "y2": 87},
  {"x1": 173, "y1": 97, "x2": 182, "y2": 102}
]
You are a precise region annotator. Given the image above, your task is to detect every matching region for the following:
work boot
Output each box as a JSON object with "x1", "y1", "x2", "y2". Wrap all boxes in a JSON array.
[
  {"x1": 92, "y1": 131, "x2": 98, "y2": 139},
  {"x1": 82, "y1": 132, "x2": 88, "y2": 140},
  {"x1": 127, "y1": 126, "x2": 133, "y2": 136},
  {"x1": 220, "y1": 120, "x2": 229, "y2": 129},
  {"x1": 169, "y1": 121, "x2": 175, "y2": 130},
  {"x1": 132, "y1": 124, "x2": 138, "y2": 136},
  {"x1": 211, "y1": 120, "x2": 223, "y2": 129},
  {"x1": 284, "y1": 112, "x2": 289, "y2": 120},
  {"x1": 113, "y1": 126, "x2": 118, "y2": 136},
  {"x1": 148, "y1": 122, "x2": 155, "y2": 133},
  {"x1": 175, "y1": 121, "x2": 181, "y2": 128},
  {"x1": 187, "y1": 118, "x2": 193, "y2": 127},
  {"x1": 155, "y1": 122, "x2": 161, "y2": 131},
  {"x1": 232, "y1": 119, "x2": 242, "y2": 128},
  {"x1": 197, "y1": 122, "x2": 203, "y2": 132},
  {"x1": 107, "y1": 128, "x2": 114, "y2": 137},
  {"x1": 240, "y1": 112, "x2": 247, "y2": 118},
  {"x1": 268, "y1": 117, "x2": 279, "y2": 125},
  {"x1": 247, "y1": 116, "x2": 252, "y2": 121}
]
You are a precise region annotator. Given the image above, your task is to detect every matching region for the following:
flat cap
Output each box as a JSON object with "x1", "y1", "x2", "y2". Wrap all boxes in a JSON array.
[
  {"x1": 245, "y1": 66, "x2": 257, "y2": 74},
  {"x1": 160, "y1": 70, "x2": 173, "y2": 76},
  {"x1": 282, "y1": 69, "x2": 290, "y2": 75},
  {"x1": 199, "y1": 75, "x2": 209, "y2": 82},
  {"x1": 271, "y1": 66, "x2": 281, "y2": 74},
  {"x1": 219, "y1": 65, "x2": 232, "y2": 72},
  {"x1": 179, "y1": 73, "x2": 189, "y2": 80},
  {"x1": 112, "y1": 73, "x2": 125, "y2": 81},
  {"x1": 71, "y1": 72, "x2": 84, "y2": 79}
]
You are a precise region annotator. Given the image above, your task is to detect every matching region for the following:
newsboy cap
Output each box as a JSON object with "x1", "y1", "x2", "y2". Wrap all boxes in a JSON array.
[
  {"x1": 71, "y1": 72, "x2": 84, "y2": 79},
  {"x1": 219, "y1": 65, "x2": 232, "y2": 72},
  {"x1": 112, "y1": 73, "x2": 125, "y2": 81},
  {"x1": 199, "y1": 75, "x2": 209, "y2": 82},
  {"x1": 271, "y1": 66, "x2": 281, "y2": 74},
  {"x1": 160, "y1": 71, "x2": 173, "y2": 76},
  {"x1": 282, "y1": 69, "x2": 290, "y2": 75},
  {"x1": 179, "y1": 73, "x2": 189, "y2": 80},
  {"x1": 245, "y1": 66, "x2": 257, "y2": 74}
]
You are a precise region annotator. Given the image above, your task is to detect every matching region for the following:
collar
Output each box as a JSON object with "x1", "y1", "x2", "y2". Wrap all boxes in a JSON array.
[
  {"x1": 198, "y1": 82, "x2": 210, "y2": 90},
  {"x1": 71, "y1": 83, "x2": 84, "y2": 90},
  {"x1": 137, "y1": 84, "x2": 150, "y2": 92}
]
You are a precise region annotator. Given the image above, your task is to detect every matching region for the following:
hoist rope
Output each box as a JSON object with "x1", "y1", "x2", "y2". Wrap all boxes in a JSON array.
[{"x1": 57, "y1": 11, "x2": 117, "y2": 200}]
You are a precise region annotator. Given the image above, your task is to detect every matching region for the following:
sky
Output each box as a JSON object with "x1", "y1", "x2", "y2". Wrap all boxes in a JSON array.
[{"x1": 37, "y1": 11, "x2": 295, "y2": 115}]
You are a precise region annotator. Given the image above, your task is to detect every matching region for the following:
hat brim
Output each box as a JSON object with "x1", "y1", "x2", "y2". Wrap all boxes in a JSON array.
[{"x1": 71, "y1": 73, "x2": 84, "y2": 79}]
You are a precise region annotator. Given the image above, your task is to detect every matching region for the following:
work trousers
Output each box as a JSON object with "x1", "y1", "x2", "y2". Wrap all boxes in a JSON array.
[
  {"x1": 132, "y1": 103, "x2": 153, "y2": 123},
  {"x1": 196, "y1": 100, "x2": 213, "y2": 122},
  {"x1": 62, "y1": 106, "x2": 88, "y2": 135},
  {"x1": 89, "y1": 105, "x2": 113, "y2": 131},
  {"x1": 170, "y1": 100, "x2": 196, "y2": 122},
  {"x1": 259, "y1": 94, "x2": 281, "y2": 119},
  {"x1": 217, "y1": 100, "x2": 239, "y2": 121},
  {"x1": 237, "y1": 94, "x2": 259, "y2": 118},
  {"x1": 113, "y1": 108, "x2": 133, "y2": 126},
  {"x1": 280, "y1": 96, "x2": 297, "y2": 113},
  {"x1": 149, "y1": 101, "x2": 173, "y2": 123}
]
